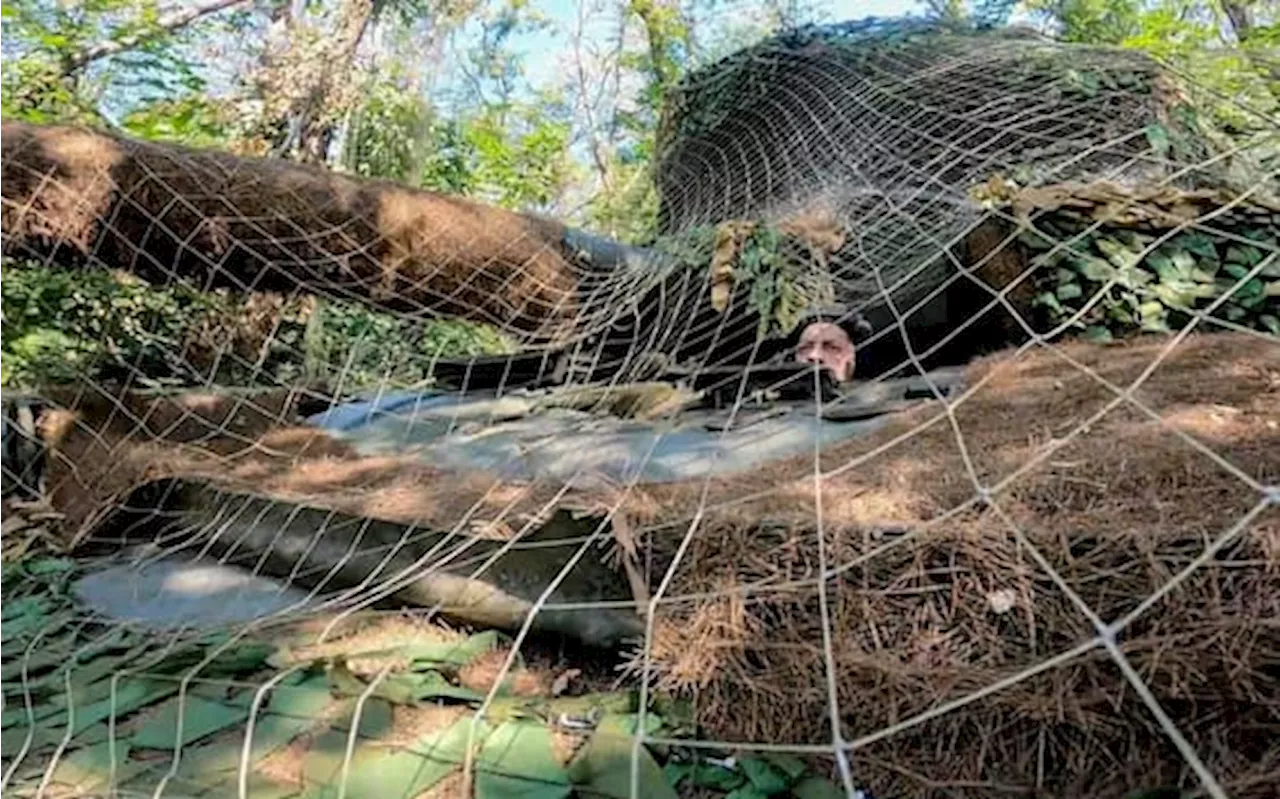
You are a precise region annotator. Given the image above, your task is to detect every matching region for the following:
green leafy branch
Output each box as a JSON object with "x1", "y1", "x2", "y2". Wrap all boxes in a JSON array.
[
  {"x1": 1, "y1": 262, "x2": 512, "y2": 391},
  {"x1": 654, "y1": 222, "x2": 837, "y2": 338},
  {"x1": 1022, "y1": 218, "x2": 1280, "y2": 341}
]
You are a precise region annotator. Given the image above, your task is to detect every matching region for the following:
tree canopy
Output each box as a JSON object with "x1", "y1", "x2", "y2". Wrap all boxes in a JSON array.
[{"x1": 3, "y1": 0, "x2": 1274, "y2": 229}]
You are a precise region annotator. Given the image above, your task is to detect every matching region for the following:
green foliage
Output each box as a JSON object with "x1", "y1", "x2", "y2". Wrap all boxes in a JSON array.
[
  {"x1": 626, "y1": 0, "x2": 692, "y2": 114},
  {"x1": 0, "y1": 0, "x2": 663, "y2": 241},
  {"x1": 119, "y1": 93, "x2": 237, "y2": 147},
  {"x1": 736, "y1": 226, "x2": 811, "y2": 336},
  {"x1": 344, "y1": 79, "x2": 435, "y2": 184},
  {"x1": 0, "y1": 262, "x2": 511, "y2": 391},
  {"x1": 655, "y1": 223, "x2": 837, "y2": 336},
  {"x1": 583, "y1": 160, "x2": 662, "y2": 245},
  {"x1": 343, "y1": 79, "x2": 578, "y2": 214},
  {"x1": 0, "y1": 0, "x2": 216, "y2": 125},
  {"x1": 462, "y1": 101, "x2": 578, "y2": 211},
  {"x1": 553, "y1": 0, "x2": 688, "y2": 242},
  {"x1": 1023, "y1": 216, "x2": 1280, "y2": 338},
  {"x1": 1022, "y1": 0, "x2": 1279, "y2": 134},
  {"x1": 663, "y1": 752, "x2": 846, "y2": 798},
  {"x1": 0, "y1": 55, "x2": 102, "y2": 125},
  {"x1": 1023, "y1": 0, "x2": 1145, "y2": 44},
  {"x1": 300, "y1": 298, "x2": 513, "y2": 389},
  {"x1": 0, "y1": 264, "x2": 218, "y2": 387}
]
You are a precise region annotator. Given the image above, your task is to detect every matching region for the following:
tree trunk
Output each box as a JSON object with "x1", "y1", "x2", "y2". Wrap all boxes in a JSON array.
[
  {"x1": 1221, "y1": 1, "x2": 1280, "y2": 99},
  {"x1": 0, "y1": 121, "x2": 593, "y2": 341},
  {"x1": 1221, "y1": 2, "x2": 1255, "y2": 41},
  {"x1": 271, "y1": 0, "x2": 381, "y2": 165}
]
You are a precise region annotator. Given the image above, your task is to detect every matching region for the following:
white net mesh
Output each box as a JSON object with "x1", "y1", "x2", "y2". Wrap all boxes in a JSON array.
[{"x1": 2, "y1": 18, "x2": 1278, "y2": 799}]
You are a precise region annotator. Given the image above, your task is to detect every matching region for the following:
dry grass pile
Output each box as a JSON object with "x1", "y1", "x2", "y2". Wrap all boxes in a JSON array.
[
  {"x1": 0, "y1": 121, "x2": 581, "y2": 338},
  {"x1": 633, "y1": 331, "x2": 1279, "y2": 798}
]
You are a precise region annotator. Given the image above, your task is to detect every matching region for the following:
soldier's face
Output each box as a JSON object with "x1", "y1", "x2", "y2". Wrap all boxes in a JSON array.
[{"x1": 796, "y1": 321, "x2": 855, "y2": 383}]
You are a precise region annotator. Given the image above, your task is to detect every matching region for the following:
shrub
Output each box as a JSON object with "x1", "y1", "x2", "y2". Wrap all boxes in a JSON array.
[{"x1": 0, "y1": 262, "x2": 513, "y2": 390}]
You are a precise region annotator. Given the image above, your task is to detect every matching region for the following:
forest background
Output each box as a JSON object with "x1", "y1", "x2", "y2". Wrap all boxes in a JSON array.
[{"x1": 2, "y1": 0, "x2": 1276, "y2": 388}]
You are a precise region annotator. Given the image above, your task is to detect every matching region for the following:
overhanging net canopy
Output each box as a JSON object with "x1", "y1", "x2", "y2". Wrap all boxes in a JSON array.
[{"x1": 655, "y1": 18, "x2": 1277, "y2": 317}]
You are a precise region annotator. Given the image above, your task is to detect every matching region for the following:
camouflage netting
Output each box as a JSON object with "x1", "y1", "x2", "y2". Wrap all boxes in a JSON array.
[
  {"x1": 654, "y1": 18, "x2": 1280, "y2": 327},
  {"x1": 3, "y1": 15, "x2": 1280, "y2": 799}
]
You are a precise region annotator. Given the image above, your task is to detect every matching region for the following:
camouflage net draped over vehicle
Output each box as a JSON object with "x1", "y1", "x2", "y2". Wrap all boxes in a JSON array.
[
  {"x1": 654, "y1": 18, "x2": 1279, "y2": 323},
  {"x1": 2, "y1": 16, "x2": 1280, "y2": 799}
]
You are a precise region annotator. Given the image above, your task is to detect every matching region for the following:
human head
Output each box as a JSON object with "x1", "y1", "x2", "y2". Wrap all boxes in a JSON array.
[{"x1": 796, "y1": 320, "x2": 855, "y2": 383}]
